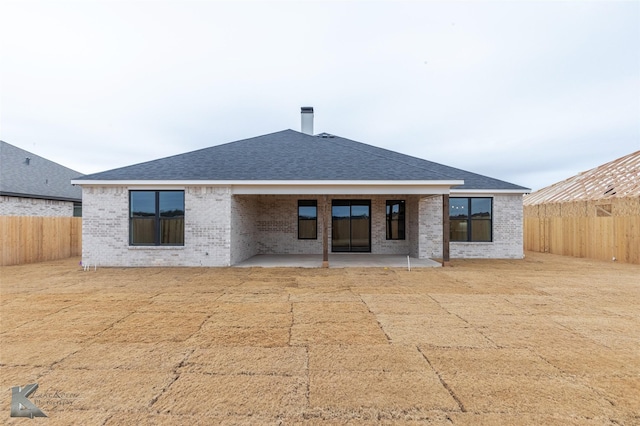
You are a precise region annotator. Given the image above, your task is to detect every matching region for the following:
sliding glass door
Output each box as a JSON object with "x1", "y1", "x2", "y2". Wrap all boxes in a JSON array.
[{"x1": 331, "y1": 200, "x2": 371, "y2": 252}]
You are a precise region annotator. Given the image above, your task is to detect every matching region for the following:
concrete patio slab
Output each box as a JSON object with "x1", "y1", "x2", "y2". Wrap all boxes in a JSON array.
[{"x1": 234, "y1": 254, "x2": 441, "y2": 268}]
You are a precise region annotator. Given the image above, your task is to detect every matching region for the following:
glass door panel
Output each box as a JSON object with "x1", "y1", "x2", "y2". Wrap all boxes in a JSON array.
[
  {"x1": 331, "y1": 204, "x2": 351, "y2": 252},
  {"x1": 331, "y1": 200, "x2": 371, "y2": 252},
  {"x1": 350, "y1": 203, "x2": 370, "y2": 252}
]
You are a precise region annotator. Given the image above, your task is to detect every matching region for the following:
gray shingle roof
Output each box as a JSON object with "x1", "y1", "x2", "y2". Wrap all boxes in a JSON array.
[
  {"x1": 77, "y1": 130, "x2": 529, "y2": 191},
  {"x1": 1, "y1": 141, "x2": 83, "y2": 202}
]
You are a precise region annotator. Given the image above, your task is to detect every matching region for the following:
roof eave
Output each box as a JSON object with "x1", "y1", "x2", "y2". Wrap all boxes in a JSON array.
[
  {"x1": 71, "y1": 179, "x2": 466, "y2": 195},
  {"x1": 451, "y1": 188, "x2": 531, "y2": 195},
  {"x1": 71, "y1": 179, "x2": 465, "y2": 186},
  {"x1": 0, "y1": 191, "x2": 82, "y2": 203}
]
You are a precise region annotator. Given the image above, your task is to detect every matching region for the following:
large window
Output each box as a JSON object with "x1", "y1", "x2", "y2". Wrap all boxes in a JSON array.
[
  {"x1": 298, "y1": 200, "x2": 317, "y2": 239},
  {"x1": 386, "y1": 200, "x2": 405, "y2": 240},
  {"x1": 450, "y1": 197, "x2": 492, "y2": 242},
  {"x1": 130, "y1": 191, "x2": 185, "y2": 245}
]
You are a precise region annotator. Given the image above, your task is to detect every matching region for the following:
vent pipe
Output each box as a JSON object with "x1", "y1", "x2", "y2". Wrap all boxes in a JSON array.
[{"x1": 301, "y1": 107, "x2": 314, "y2": 135}]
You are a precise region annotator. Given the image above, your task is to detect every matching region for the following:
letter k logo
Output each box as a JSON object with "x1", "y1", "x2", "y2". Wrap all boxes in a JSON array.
[{"x1": 11, "y1": 384, "x2": 47, "y2": 418}]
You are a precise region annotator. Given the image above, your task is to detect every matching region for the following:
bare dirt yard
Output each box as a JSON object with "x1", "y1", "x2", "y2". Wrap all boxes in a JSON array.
[{"x1": 1, "y1": 252, "x2": 639, "y2": 425}]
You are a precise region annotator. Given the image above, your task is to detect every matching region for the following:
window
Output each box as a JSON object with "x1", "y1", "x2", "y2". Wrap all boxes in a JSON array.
[
  {"x1": 450, "y1": 197, "x2": 492, "y2": 242},
  {"x1": 298, "y1": 200, "x2": 317, "y2": 239},
  {"x1": 73, "y1": 202, "x2": 82, "y2": 217},
  {"x1": 386, "y1": 200, "x2": 405, "y2": 240},
  {"x1": 130, "y1": 191, "x2": 184, "y2": 245}
]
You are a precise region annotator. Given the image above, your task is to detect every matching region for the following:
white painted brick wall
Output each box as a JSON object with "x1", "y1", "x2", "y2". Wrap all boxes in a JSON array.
[
  {"x1": 450, "y1": 194, "x2": 524, "y2": 259},
  {"x1": 0, "y1": 196, "x2": 74, "y2": 216},
  {"x1": 81, "y1": 187, "x2": 525, "y2": 267},
  {"x1": 418, "y1": 195, "x2": 443, "y2": 259},
  {"x1": 230, "y1": 195, "x2": 259, "y2": 264},
  {"x1": 418, "y1": 194, "x2": 524, "y2": 259},
  {"x1": 184, "y1": 186, "x2": 232, "y2": 267},
  {"x1": 82, "y1": 186, "x2": 232, "y2": 267},
  {"x1": 370, "y1": 196, "x2": 410, "y2": 255},
  {"x1": 254, "y1": 195, "x2": 323, "y2": 255},
  {"x1": 81, "y1": 186, "x2": 128, "y2": 267}
]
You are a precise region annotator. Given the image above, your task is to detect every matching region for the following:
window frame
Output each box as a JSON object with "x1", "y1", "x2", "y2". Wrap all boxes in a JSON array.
[
  {"x1": 449, "y1": 197, "x2": 493, "y2": 242},
  {"x1": 129, "y1": 190, "x2": 185, "y2": 246},
  {"x1": 385, "y1": 200, "x2": 406, "y2": 240},
  {"x1": 297, "y1": 199, "x2": 318, "y2": 240},
  {"x1": 73, "y1": 202, "x2": 82, "y2": 217}
]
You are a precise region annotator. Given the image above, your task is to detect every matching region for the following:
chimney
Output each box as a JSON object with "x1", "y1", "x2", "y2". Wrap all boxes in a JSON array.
[{"x1": 301, "y1": 107, "x2": 314, "y2": 135}]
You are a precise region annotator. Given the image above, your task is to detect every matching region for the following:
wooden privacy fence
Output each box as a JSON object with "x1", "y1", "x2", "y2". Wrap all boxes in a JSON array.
[
  {"x1": 524, "y1": 198, "x2": 640, "y2": 264},
  {"x1": 0, "y1": 216, "x2": 82, "y2": 266}
]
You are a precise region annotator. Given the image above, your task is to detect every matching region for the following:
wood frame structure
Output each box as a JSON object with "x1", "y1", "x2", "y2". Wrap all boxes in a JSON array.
[
  {"x1": 524, "y1": 151, "x2": 640, "y2": 264},
  {"x1": 525, "y1": 151, "x2": 640, "y2": 204}
]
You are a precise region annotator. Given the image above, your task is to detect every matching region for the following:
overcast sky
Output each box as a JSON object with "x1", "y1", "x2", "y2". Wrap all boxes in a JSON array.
[{"x1": 1, "y1": 0, "x2": 638, "y2": 191}]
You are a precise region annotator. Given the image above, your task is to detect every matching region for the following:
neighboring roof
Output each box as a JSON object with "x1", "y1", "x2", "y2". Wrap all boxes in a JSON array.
[
  {"x1": 0, "y1": 141, "x2": 83, "y2": 202},
  {"x1": 524, "y1": 150, "x2": 640, "y2": 205},
  {"x1": 76, "y1": 129, "x2": 529, "y2": 191}
]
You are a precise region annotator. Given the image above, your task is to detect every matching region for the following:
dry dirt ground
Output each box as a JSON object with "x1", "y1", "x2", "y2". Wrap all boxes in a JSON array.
[{"x1": 0, "y1": 252, "x2": 638, "y2": 425}]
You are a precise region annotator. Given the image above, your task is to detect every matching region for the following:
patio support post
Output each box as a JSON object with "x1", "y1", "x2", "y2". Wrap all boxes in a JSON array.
[
  {"x1": 322, "y1": 195, "x2": 329, "y2": 268},
  {"x1": 442, "y1": 194, "x2": 451, "y2": 266}
]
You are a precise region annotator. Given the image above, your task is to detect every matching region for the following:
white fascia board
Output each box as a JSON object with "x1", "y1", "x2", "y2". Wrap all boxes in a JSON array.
[
  {"x1": 72, "y1": 180, "x2": 193, "y2": 186},
  {"x1": 232, "y1": 180, "x2": 463, "y2": 195},
  {"x1": 71, "y1": 180, "x2": 464, "y2": 195},
  {"x1": 233, "y1": 184, "x2": 454, "y2": 195},
  {"x1": 74, "y1": 182, "x2": 197, "y2": 191},
  {"x1": 239, "y1": 180, "x2": 464, "y2": 186},
  {"x1": 72, "y1": 179, "x2": 463, "y2": 186},
  {"x1": 450, "y1": 188, "x2": 530, "y2": 196}
]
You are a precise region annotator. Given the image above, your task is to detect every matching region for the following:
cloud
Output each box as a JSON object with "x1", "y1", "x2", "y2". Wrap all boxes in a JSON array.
[{"x1": 0, "y1": 1, "x2": 638, "y2": 189}]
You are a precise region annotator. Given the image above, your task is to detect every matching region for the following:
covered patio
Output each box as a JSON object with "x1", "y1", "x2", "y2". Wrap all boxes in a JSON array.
[
  {"x1": 234, "y1": 253, "x2": 442, "y2": 268},
  {"x1": 230, "y1": 192, "x2": 453, "y2": 267}
]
